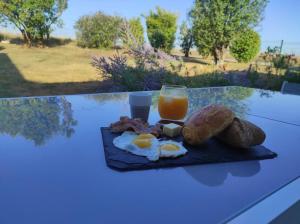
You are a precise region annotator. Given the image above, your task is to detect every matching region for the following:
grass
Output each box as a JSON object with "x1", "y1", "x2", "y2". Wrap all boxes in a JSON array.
[
  {"x1": 0, "y1": 42, "x2": 108, "y2": 83},
  {"x1": 1, "y1": 37, "x2": 296, "y2": 97},
  {"x1": 0, "y1": 41, "x2": 117, "y2": 97},
  {"x1": 172, "y1": 49, "x2": 250, "y2": 76}
]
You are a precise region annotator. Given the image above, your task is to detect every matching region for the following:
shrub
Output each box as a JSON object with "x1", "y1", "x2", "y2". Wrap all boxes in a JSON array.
[
  {"x1": 128, "y1": 18, "x2": 144, "y2": 46},
  {"x1": 91, "y1": 43, "x2": 180, "y2": 91},
  {"x1": 230, "y1": 29, "x2": 261, "y2": 63},
  {"x1": 92, "y1": 51, "x2": 230, "y2": 92},
  {"x1": 75, "y1": 12, "x2": 122, "y2": 48},
  {"x1": 0, "y1": 33, "x2": 4, "y2": 42},
  {"x1": 145, "y1": 7, "x2": 178, "y2": 53},
  {"x1": 92, "y1": 23, "x2": 182, "y2": 91},
  {"x1": 91, "y1": 23, "x2": 230, "y2": 92},
  {"x1": 46, "y1": 37, "x2": 73, "y2": 47},
  {"x1": 261, "y1": 47, "x2": 298, "y2": 75}
]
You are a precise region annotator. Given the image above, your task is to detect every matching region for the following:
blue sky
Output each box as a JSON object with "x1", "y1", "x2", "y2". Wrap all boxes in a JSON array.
[
  {"x1": 3, "y1": 0, "x2": 300, "y2": 51},
  {"x1": 55, "y1": 0, "x2": 300, "y2": 41}
]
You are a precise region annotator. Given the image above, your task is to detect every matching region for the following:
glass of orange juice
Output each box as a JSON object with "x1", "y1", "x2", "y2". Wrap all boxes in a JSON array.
[{"x1": 158, "y1": 85, "x2": 188, "y2": 120}]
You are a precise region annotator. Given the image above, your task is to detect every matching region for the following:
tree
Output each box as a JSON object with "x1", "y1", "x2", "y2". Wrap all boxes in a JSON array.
[
  {"x1": 0, "y1": 97, "x2": 76, "y2": 146},
  {"x1": 0, "y1": 0, "x2": 67, "y2": 46},
  {"x1": 179, "y1": 21, "x2": 194, "y2": 57},
  {"x1": 128, "y1": 18, "x2": 144, "y2": 46},
  {"x1": 190, "y1": 0, "x2": 268, "y2": 65},
  {"x1": 0, "y1": 15, "x2": 4, "y2": 25},
  {"x1": 75, "y1": 12, "x2": 122, "y2": 48},
  {"x1": 0, "y1": 16, "x2": 4, "y2": 41},
  {"x1": 230, "y1": 29, "x2": 261, "y2": 63},
  {"x1": 146, "y1": 7, "x2": 178, "y2": 53},
  {"x1": 39, "y1": 0, "x2": 68, "y2": 42}
]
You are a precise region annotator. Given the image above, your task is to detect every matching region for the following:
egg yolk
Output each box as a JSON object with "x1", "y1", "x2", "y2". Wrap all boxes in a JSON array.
[
  {"x1": 160, "y1": 144, "x2": 180, "y2": 151},
  {"x1": 133, "y1": 139, "x2": 152, "y2": 148},
  {"x1": 136, "y1": 133, "x2": 155, "y2": 139}
]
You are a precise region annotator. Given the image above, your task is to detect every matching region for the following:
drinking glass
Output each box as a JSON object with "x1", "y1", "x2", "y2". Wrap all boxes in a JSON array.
[
  {"x1": 158, "y1": 85, "x2": 188, "y2": 120},
  {"x1": 129, "y1": 92, "x2": 152, "y2": 122}
]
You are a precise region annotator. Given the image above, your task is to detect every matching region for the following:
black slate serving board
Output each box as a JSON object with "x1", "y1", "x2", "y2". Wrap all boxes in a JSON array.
[{"x1": 101, "y1": 127, "x2": 277, "y2": 171}]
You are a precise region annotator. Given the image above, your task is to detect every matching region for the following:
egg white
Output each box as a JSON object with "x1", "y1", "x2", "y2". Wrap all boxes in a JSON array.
[
  {"x1": 159, "y1": 140, "x2": 188, "y2": 158},
  {"x1": 113, "y1": 131, "x2": 160, "y2": 161}
]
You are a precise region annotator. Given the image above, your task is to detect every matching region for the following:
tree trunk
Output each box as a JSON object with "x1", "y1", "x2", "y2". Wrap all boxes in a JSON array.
[
  {"x1": 46, "y1": 30, "x2": 50, "y2": 41},
  {"x1": 21, "y1": 30, "x2": 32, "y2": 47},
  {"x1": 185, "y1": 49, "x2": 189, "y2": 57},
  {"x1": 184, "y1": 38, "x2": 193, "y2": 58},
  {"x1": 213, "y1": 47, "x2": 224, "y2": 65},
  {"x1": 44, "y1": 30, "x2": 50, "y2": 46}
]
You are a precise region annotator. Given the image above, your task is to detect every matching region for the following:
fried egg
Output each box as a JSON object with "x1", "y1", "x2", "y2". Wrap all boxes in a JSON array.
[
  {"x1": 113, "y1": 132, "x2": 160, "y2": 161},
  {"x1": 159, "y1": 140, "x2": 188, "y2": 158}
]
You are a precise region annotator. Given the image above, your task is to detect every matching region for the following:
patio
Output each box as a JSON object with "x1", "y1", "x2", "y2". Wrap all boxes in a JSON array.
[{"x1": 0, "y1": 86, "x2": 299, "y2": 223}]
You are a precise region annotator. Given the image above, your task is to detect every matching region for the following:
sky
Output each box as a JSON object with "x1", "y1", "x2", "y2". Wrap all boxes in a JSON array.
[{"x1": 2, "y1": 0, "x2": 300, "y2": 52}]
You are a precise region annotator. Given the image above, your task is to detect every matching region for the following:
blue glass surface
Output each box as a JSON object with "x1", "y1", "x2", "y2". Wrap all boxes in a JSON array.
[{"x1": 0, "y1": 87, "x2": 299, "y2": 224}]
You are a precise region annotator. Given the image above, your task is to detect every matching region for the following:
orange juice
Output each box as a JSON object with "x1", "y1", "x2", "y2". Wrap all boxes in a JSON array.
[{"x1": 158, "y1": 95, "x2": 188, "y2": 120}]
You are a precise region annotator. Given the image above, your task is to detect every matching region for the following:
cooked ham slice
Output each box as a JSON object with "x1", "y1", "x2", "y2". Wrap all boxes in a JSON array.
[{"x1": 110, "y1": 116, "x2": 162, "y2": 137}]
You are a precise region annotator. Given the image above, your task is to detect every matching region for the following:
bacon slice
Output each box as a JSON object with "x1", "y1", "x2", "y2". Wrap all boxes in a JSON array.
[{"x1": 110, "y1": 116, "x2": 162, "y2": 137}]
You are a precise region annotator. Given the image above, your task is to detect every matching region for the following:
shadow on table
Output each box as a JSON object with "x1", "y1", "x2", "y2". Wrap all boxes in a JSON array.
[{"x1": 184, "y1": 161, "x2": 261, "y2": 187}]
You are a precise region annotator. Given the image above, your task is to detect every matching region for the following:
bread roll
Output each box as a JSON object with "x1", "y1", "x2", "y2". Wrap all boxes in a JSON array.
[
  {"x1": 182, "y1": 105, "x2": 235, "y2": 145},
  {"x1": 216, "y1": 118, "x2": 266, "y2": 148}
]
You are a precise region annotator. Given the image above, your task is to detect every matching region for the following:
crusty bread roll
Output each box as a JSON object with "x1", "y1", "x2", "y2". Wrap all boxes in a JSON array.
[
  {"x1": 216, "y1": 118, "x2": 266, "y2": 148},
  {"x1": 182, "y1": 105, "x2": 235, "y2": 145}
]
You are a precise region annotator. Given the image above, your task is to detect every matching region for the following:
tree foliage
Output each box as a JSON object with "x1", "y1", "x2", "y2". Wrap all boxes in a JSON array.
[
  {"x1": 0, "y1": 0, "x2": 68, "y2": 46},
  {"x1": 0, "y1": 97, "x2": 76, "y2": 145},
  {"x1": 190, "y1": 0, "x2": 268, "y2": 65},
  {"x1": 74, "y1": 11, "x2": 122, "y2": 49},
  {"x1": 179, "y1": 21, "x2": 194, "y2": 57},
  {"x1": 181, "y1": 87, "x2": 253, "y2": 117},
  {"x1": 146, "y1": 7, "x2": 178, "y2": 53},
  {"x1": 230, "y1": 29, "x2": 261, "y2": 63},
  {"x1": 128, "y1": 18, "x2": 144, "y2": 46},
  {"x1": 0, "y1": 15, "x2": 4, "y2": 25}
]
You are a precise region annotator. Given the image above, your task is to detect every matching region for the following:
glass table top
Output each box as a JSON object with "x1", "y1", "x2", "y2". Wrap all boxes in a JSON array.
[{"x1": 0, "y1": 86, "x2": 299, "y2": 224}]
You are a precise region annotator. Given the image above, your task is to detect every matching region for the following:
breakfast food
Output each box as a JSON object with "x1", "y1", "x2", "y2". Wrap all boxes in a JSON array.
[
  {"x1": 216, "y1": 118, "x2": 266, "y2": 148},
  {"x1": 110, "y1": 101, "x2": 267, "y2": 163},
  {"x1": 113, "y1": 132, "x2": 160, "y2": 161},
  {"x1": 159, "y1": 140, "x2": 187, "y2": 158},
  {"x1": 163, "y1": 123, "x2": 182, "y2": 137},
  {"x1": 110, "y1": 116, "x2": 147, "y2": 132},
  {"x1": 182, "y1": 105, "x2": 235, "y2": 145},
  {"x1": 110, "y1": 116, "x2": 162, "y2": 137},
  {"x1": 113, "y1": 132, "x2": 188, "y2": 161}
]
